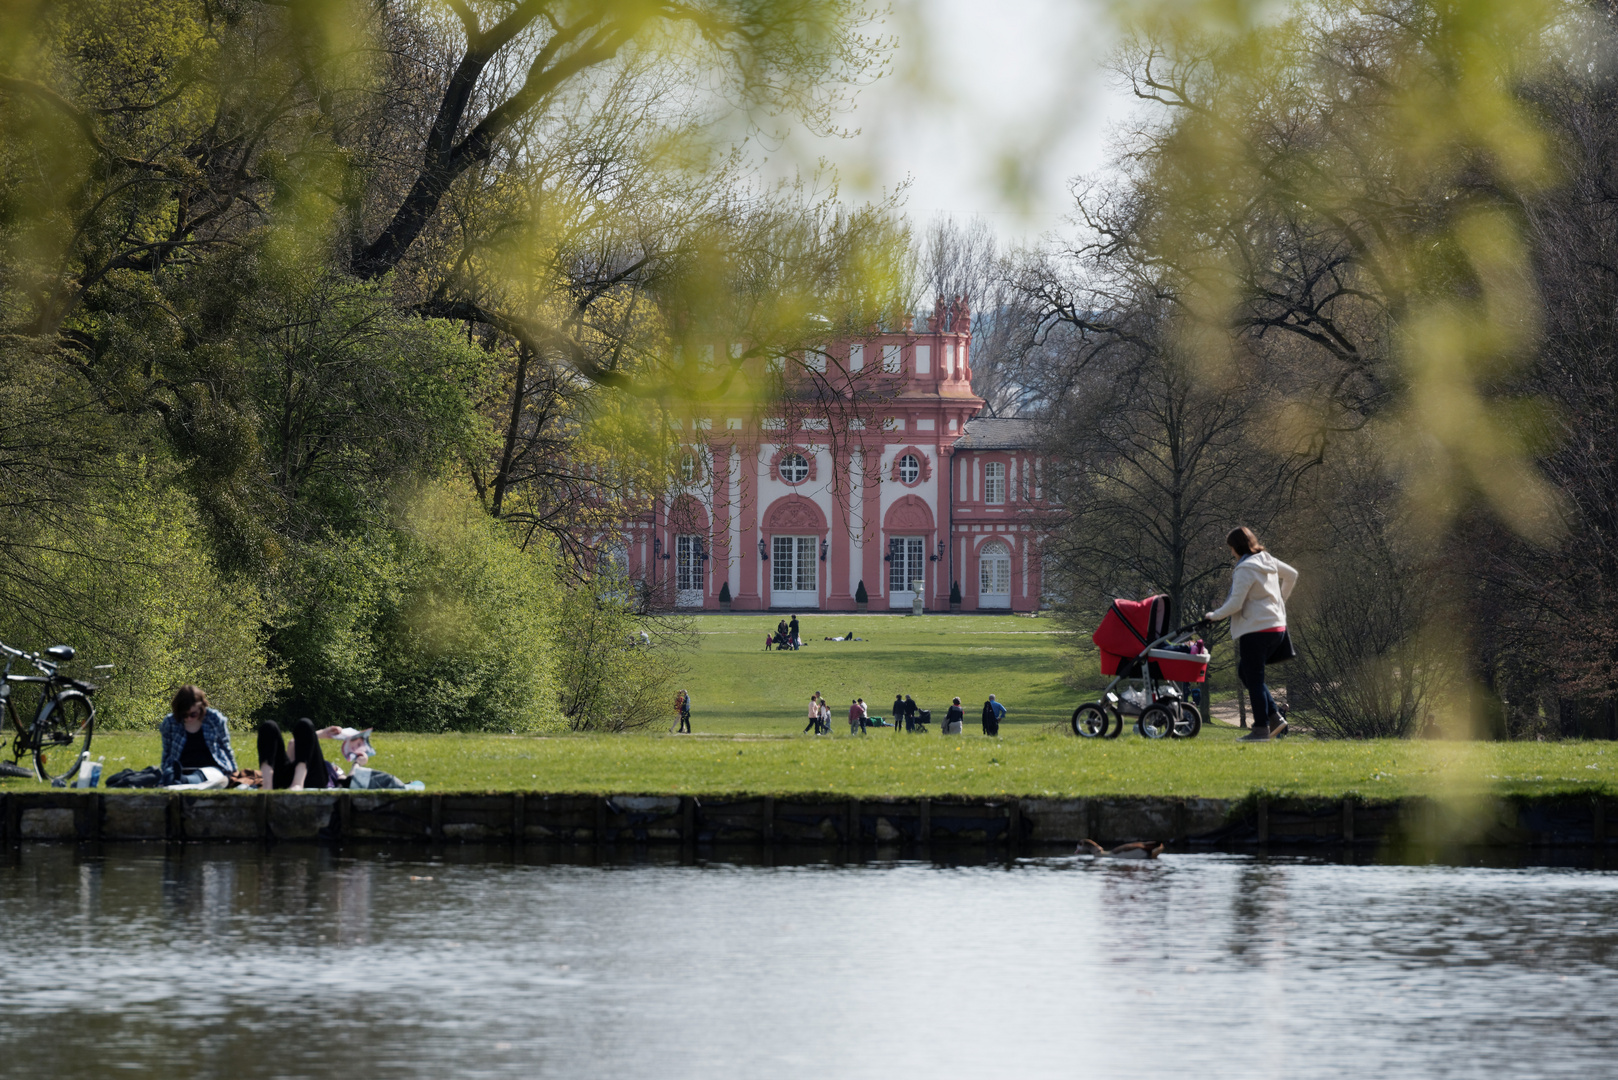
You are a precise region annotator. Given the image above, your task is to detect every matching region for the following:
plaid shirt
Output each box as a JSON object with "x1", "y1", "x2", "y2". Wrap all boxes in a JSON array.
[{"x1": 159, "y1": 707, "x2": 238, "y2": 785}]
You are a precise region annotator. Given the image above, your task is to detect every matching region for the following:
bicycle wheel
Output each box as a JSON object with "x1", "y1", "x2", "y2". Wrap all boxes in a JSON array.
[
  {"x1": 1172, "y1": 702, "x2": 1203, "y2": 739},
  {"x1": 1139, "y1": 704, "x2": 1176, "y2": 740},
  {"x1": 34, "y1": 691, "x2": 94, "y2": 783},
  {"x1": 1072, "y1": 703, "x2": 1109, "y2": 738}
]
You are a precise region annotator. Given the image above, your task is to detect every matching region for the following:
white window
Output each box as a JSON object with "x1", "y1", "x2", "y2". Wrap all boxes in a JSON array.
[
  {"x1": 888, "y1": 537, "x2": 926, "y2": 598},
  {"x1": 985, "y1": 461, "x2": 1006, "y2": 505},
  {"x1": 883, "y1": 344, "x2": 902, "y2": 373},
  {"x1": 979, "y1": 540, "x2": 1011, "y2": 607},
  {"x1": 848, "y1": 343, "x2": 864, "y2": 370},
  {"x1": 898, "y1": 453, "x2": 920, "y2": 484},
  {"x1": 780, "y1": 452, "x2": 809, "y2": 484},
  {"x1": 680, "y1": 453, "x2": 697, "y2": 483},
  {"x1": 943, "y1": 343, "x2": 955, "y2": 376},
  {"x1": 700, "y1": 345, "x2": 715, "y2": 369},
  {"x1": 772, "y1": 536, "x2": 819, "y2": 603},
  {"x1": 807, "y1": 350, "x2": 826, "y2": 373},
  {"x1": 915, "y1": 345, "x2": 930, "y2": 374},
  {"x1": 676, "y1": 535, "x2": 705, "y2": 599}
]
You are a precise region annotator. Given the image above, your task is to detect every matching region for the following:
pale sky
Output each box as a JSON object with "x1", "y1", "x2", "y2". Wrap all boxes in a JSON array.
[{"x1": 776, "y1": 0, "x2": 1132, "y2": 245}]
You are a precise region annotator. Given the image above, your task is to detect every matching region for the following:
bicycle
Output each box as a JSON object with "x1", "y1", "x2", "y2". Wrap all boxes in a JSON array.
[{"x1": 1, "y1": 641, "x2": 109, "y2": 784}]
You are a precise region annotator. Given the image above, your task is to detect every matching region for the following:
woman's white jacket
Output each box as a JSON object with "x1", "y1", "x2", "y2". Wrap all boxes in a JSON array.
[{"x1": 1205, "y1": 552, "x2": 1298, "y2": 640}]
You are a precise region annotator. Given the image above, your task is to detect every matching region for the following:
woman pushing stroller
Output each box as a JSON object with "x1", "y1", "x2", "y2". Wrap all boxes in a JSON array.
[{"x1": 1204, "y1": 527, "x2": 1297, "y2": 742}]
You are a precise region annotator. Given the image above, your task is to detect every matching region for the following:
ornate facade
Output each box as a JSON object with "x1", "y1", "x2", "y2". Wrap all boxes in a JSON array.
[{"x1": 626, "y1": 302, "x2": 1051, "y2": 612}]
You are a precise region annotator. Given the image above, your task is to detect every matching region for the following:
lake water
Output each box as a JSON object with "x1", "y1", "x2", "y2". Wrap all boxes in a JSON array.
[{"x1": 2, "y1": 843, "x2": 1616, "y2": 1079}]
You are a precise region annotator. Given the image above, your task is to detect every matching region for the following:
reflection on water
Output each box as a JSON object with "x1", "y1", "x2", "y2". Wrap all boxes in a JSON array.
[{"x1": 3, "y1": 844, "x2": 1618, "y2": 1079}]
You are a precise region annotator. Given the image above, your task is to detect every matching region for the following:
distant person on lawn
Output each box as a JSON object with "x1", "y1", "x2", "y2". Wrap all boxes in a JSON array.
[
  {"x1": 789, "y1": 614, "x2": 801, "y2": 649},
  {"x1": 943, "y1": 698, "x2": 965, "y2": 735},
  {"x1": 848, "y1": 698, "x2": 863, "y2": 735},
  {"x1": 904, "y1": 695, "x2": 918, "y2": 731},
  {"x1": 805, "y1": 693, "x2": 821, "y2": 734},
  {"x1": 675, "y1": 690, "x2": 692, "y2": 733},
  {"x1": 158, "y1": 685, "x2": 239, "y2": 786},
  {"x1": 981, "y1": 695, "x2": 1005, "y2": 736},
  {"x1": 819, "y1": 697, "x2": 832, "y2": 734},
  {"x1": 892, "y1": 694, "x2": 906, "y2": 732}
]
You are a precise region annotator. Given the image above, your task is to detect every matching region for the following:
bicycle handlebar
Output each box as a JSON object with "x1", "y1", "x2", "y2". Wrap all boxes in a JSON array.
[{"x1": 0, "y1": 640, "x2": 62, "y2": 678}]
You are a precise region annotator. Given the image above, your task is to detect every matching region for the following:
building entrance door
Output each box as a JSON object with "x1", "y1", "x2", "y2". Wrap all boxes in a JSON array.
[
  {"x1": 675, "y1": 535, "x2": 705, "y2": 608},
  {"x1": 979, "y1": 540, "x2": 1011, "y2": 609},
  {"x1": 888, "y1": 536, "x2": 925, "y2": 609},
  {"x1": 770, "y1": 535, "x2": 819, "y2": 608}
]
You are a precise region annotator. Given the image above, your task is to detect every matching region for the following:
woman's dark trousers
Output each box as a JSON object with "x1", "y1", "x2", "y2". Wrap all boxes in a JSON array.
[
  {"x1": 1236, "y1": 631, "x2": 1287, "y2": 729},
  {"x1": 256, "y1": 718, "x2": 332, "y2": 789}
]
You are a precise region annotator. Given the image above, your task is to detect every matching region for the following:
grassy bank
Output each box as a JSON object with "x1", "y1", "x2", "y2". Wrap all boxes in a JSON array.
[{"x1": 19, "y1": 727, "x2": 1618, "y2": 801}]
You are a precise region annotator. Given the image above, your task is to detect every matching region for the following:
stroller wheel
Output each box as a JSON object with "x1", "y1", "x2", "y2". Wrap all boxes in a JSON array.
[
  {"x1": 1071, "y1": 703, "x2": 1109, "y2": 738},
  {"x1": 1171, "y1": 702, "x2": 1203, "y2": 739},
  {"x1": 1139, "y1": 704, "x2": 1176, "y2": 740}
]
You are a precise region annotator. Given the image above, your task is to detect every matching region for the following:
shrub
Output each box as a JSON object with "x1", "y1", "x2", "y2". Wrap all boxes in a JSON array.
[
  {"x1": 718, "y1": 580, "x2": 731, "y2": 603},
  {"x1": 855, "y1": 579, "x2": 868, "y2": 604},
  {"x1": 950, "y1": 580, "x2": 962, "y2": 604},
  {"x1": 0, "y1": 472, "x2": 282, "y2": 731},
  {"x1": 554, "y1": 569, "x2": 686, "y2": 731},
  {"x1": 271, "y1": 484, "x2": 559, "y2": 732}
]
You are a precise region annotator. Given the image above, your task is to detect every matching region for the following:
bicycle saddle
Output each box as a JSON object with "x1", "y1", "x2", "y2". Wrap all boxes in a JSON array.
[{"x1": 45, "y1": 645, "x2": 75, "y2": 663}]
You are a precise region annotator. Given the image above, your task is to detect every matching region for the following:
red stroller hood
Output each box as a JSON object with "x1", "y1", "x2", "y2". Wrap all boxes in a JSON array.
[{"x1": 1093, "y1": 595, "x2": 1169, "y2": 657}]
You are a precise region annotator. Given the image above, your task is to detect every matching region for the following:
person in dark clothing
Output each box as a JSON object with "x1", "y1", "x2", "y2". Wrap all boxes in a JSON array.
[
  {"x1": 676, "y1": 690, "x2": 692, "y2": 733},
  {"x1": 256, "y1": 717, "x2": 340, "y2": 790},
  {"x1": 788, "y1": 615, "x2": 801, "y2": 649},
  {"x1": 892, "y1": 694, "x2": 906, "y2": 733},
  {"x1": 904, "y1": 695, "x2": 918, "y2": 731},
  {"x1": 943, "y1": 698, "x2": 965, "y2": 735},
  {"x1": 157, "y1": 685, "x2": 238, "y2": 786},
  {"x1": 981, "y1": 695, "x2": 1005, "y2": 736}
]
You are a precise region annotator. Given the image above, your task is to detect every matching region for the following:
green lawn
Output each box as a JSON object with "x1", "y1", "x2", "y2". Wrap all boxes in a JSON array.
[
  {"x1": 8, "y1": 612, "x2": 1617, "y2": 801},
  {"x1": 15, "y1": 724, "x2": 1618, "y2": 803},
  {"x1": 681, "y1": 613, "x2": 1095, "y2": 732}
]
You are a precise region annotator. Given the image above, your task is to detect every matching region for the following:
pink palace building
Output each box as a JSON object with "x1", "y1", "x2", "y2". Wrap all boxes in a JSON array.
[{"x1": 625, "y1": 299, "x2": 1053, "y2": 613}]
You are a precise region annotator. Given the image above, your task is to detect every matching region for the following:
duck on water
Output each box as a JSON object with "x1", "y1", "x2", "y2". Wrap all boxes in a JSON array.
[{"x1": 1078, "y1": 839, "x2": 1164, "y2": 860}]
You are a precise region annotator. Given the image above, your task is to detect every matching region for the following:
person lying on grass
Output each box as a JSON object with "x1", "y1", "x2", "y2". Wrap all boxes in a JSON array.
[{"x1": 256, "y1": 717, "x2": 343, "y2": 790}]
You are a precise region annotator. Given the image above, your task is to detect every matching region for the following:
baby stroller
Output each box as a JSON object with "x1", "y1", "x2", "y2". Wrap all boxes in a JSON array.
[{"x1": 1073, "y1": 595, "x2": 1208, "y2": 740}]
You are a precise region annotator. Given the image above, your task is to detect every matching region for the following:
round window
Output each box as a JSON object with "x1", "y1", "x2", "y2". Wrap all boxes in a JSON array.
[
  {"x1": 898, "y1": 453, "x2": 920, "y2": 484},
  {"x1": 780, "y1": 452, "x2": 809, "y2": 484}
]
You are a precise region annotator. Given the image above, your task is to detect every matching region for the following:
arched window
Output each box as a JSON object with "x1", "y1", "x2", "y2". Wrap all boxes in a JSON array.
[
  {"x1": 984, "y1": 461, "x2": 1006, "y2": 504},
  {"x1": 898, "y1": 453, "x2": 920, "y2": 484},
  {"x1": 979, "y1": 540, "x2": 1011, "y2": 606},
  {"x1": 780, "y1": 452, "x2": 809, "y2": 484}
]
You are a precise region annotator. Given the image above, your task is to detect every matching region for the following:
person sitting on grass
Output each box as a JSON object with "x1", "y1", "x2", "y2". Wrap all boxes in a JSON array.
[
  {"x1": 158, "y1": 685, "x2": 239, "y2": 786},
  {"x1": 256, "y1": 717, "x2": 343, "y2": 790}
]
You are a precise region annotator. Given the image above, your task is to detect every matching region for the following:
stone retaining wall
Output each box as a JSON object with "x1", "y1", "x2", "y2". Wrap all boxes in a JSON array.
[{"x1": 3, "y1": 790, "x2": 1615, "y2": 849}]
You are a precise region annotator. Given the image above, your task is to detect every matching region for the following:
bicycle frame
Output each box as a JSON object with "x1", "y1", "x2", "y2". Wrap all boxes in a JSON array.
[{"x1": 1, "y1": 641, "x2": 106, "y2": 780}]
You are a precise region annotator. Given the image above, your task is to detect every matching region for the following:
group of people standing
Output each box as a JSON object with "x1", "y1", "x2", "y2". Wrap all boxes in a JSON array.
[
  {"x1": 799, "y1": 692, "x2": 1007, "y2": 735},
  {"x1": 769, "y1": 616, "x2": 802, "y2": 651}
]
